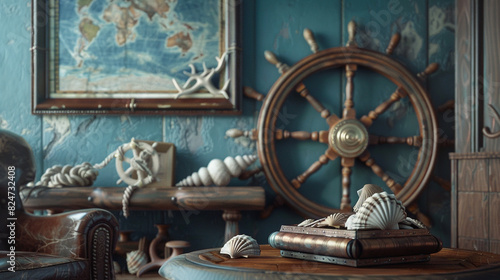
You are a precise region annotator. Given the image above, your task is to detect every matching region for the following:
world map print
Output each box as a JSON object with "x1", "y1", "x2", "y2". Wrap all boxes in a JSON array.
[{"x1": 55, "y1": 0, "x2": 222, "y2": 96}]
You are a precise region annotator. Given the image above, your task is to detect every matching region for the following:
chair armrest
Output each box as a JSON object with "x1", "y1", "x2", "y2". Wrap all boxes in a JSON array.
[{"x1": 16, "y1": 208, "x2": 119, "y2": 279}]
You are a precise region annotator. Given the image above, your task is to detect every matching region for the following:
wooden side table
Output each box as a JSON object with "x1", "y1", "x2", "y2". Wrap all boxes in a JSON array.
[
  {"x1": 21, "y1": 186, "x2": 265, "y2": 241},
  {"x1": 159, "y1": 245, "x2": 500, "y2": 279}
]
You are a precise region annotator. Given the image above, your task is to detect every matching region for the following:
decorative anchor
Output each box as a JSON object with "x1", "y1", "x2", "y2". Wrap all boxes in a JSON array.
[{"x1": 172, "y1": 51, "x2": 230, "y2": 99}]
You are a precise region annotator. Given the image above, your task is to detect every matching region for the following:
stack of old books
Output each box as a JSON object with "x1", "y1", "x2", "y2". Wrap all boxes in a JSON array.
[{"x1": 268, "y1": 224, "x2": 442, "y2": 267}]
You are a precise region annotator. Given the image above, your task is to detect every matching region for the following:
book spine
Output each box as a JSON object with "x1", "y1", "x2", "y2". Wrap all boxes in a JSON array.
[
  {"x1": 269, "y1": 231, "x2": 353, "y2": 258},
  {"x1": 350, "y1": 235, "x2": 442, "y2": 258},
  {"x1": 269, "y1": 231, "x2": 442, "y2": 259}
]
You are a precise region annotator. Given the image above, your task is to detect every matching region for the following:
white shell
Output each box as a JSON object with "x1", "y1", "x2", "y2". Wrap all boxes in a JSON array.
[
  {"x1": 353, "y1": 184, "x2": 384, "y2": 212},
  {"x1": 316, "y1": 213, "x2": 350, "y2": 228},
  {"x1": 345, "y1": 214, "x2": 356, "y2": 229},
  {"x1": 220, "y1": 234, "x2": 260, "y2": 259},
  {"x1": 113, "y1": 261, "x2": 122, "y2": 274},
  {"x1": 176, "y1": 155, "x2": 257, "y2": 186},
  {"x1": 347, "y1": 192, "x2": 407, "y2": 230},
  {"x1": 126, "y1": 250, "x2": 148, "y2": 274},
  {"x1": 297, "y1": 218, "x2": 316, "y2": 227},
  {"x1": 399, "y1": 216, "x2": 427, "y2": 229}
]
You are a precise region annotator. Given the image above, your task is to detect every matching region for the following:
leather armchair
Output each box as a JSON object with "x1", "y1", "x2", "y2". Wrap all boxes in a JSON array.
[{"x1": 0, "y1": 129, "x2": 119, "y2": 280}]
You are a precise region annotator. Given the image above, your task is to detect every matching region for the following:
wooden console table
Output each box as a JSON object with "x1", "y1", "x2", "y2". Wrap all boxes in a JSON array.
[
  {"x1": 159, "y1": 245, "x2": 500, "y2": 279},
  {"x1": 21, "y1": 186, "x2": 265, "y2": 241}
]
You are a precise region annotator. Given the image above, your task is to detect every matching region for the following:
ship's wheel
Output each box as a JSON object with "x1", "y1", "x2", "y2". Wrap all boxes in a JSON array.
[
  {"x1": 231, "y1": 21, "x2": 439, "y2": 219},
  {"x1": 115, "y1": 138, "x2": 160, "y2": 187}
]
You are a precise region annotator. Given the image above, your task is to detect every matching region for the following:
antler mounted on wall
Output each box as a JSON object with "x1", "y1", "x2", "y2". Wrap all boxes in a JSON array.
[{"x1": 172, "y1": 51, "x2": 230, "y2": 99}]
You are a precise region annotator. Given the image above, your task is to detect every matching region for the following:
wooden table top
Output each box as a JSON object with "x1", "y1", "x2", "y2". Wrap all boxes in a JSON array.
[{"x1": 159, "y1": 245, "x2": 500, "y2": 280}]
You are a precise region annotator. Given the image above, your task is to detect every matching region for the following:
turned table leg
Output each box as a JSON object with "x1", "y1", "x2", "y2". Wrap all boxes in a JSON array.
[{"x1": 222, "y1": 210, "x2": 242, "y2": 242}]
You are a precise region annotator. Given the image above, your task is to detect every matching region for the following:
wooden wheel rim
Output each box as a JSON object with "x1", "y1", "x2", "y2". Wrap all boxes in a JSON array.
[{"x1": 257, "y1": 46, "x2": 438, "y2": 218}]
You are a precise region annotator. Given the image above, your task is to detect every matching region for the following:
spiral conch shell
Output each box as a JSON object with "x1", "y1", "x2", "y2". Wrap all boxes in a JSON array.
[
  {"x1": 220, "y1": 234, "x2": 261, "y2": 259},
  {"x1": 126, "y1": 237, "x2": 148, "y2": 274},
  {"x1": 176, "y1": 155, "x2": 257, "y2": 186},
  {"x1": 126, "y1": 250, "x2": 148, "y2": 274}
]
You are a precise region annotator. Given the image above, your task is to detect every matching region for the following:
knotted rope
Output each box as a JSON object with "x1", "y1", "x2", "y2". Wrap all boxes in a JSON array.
[
  {"x1": 36, "y1": 139, "x2": 157, "y2": 218},
  {"x1": 37, "y1": 162, "x2": 99, "y2": 188}
]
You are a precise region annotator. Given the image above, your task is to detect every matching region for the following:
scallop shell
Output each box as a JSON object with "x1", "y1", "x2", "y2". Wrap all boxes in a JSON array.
[
  {"x1": 347, "y1": 192, "x2": 407, "y2": 230},
  {"x1": 399, "y1": 216, "x2": 427, "y2": 229},
  {"x1": 353, "y1": 184, "x2": 384, "y2": 212},
  {"x1": 345, "y1": 213, "x2": 356, "y2": 229},
  {"x1": 220, "y1": 234, "x2": 260, "y2": 259},
  {"x1": 297, "y1": 218, "x2": 316, "y2": 227},
  {"x1": 176, "y1": 155, "x2": 258, "y2": 186},
  {"x1": 126, "y1": 250, "x2": 148, "y2": 274},
  {"x1": 316, "y1": 213, "x2": 350, "y2": 228}
]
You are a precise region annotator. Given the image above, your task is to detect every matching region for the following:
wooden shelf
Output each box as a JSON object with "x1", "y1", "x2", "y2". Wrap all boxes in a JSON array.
[
  {"x1": 21, "y1": 186, "x2": 265, "y2": 211},
  {"x1": 21, "y1": 186, "x2": 265, "y2": 241}
]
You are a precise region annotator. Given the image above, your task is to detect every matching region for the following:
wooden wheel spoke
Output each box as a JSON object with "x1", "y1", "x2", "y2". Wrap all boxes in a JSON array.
[
  {"x1": 369, "y1": 134, "x2": 422, "y2": 147},
  {"x1": 386, "y1": 33, "x2": 401, "y2": 55},
  {"x1": 358, "y1": 151, "x2": 403, "y2": 194},
  {"x1": 326, "y1": 114, "x2": 340, "y2": 127},
  {"x1": 265, "y1": 50, "x2": 335, "y2": 120},
  {"x1": 295, "y1": 83, "x2": 331, "y2": 119},
  {"x1": 291, "y1": 148, "x2": 338, "y2": 189},
  {"x1": 417, "y1": 63, "x2": 439, "y2": 80},
  {"x1": 275, "y1": 129, "x2": 329, "y2": 143},
  {"x1": 343, "y1": 64, "x2": 357, "y2": 119},
  {"x1": 226, "y1": 128, "x2": 258, "y2": 140},
  {"x1": 243, "y1": 87, "x2": 265, "y2": 102},
  {"x1": 360, "y1": 87, "x2": 408, "y2": 127},
  {"x1": 340, "y1": 157, "x2": 355, "y2": 211}
]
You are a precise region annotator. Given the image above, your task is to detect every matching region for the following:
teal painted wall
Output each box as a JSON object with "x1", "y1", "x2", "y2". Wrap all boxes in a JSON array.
[{"x1": 0, "y1": 0, "x2": 454, "y2": 259}]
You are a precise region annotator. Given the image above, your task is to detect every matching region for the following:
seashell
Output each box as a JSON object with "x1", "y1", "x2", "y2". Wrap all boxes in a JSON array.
[
  {"x1": 113, "y1": 261, "x2": 122, "y2": 274},
  {"x1": 353, "y1": 184, "x2": 384, "y2": 212},
  {"x1": 347, "y1": 192, "x2": 407, "y2": 230},
  {"x1": 399, "y1": 216, "x2": 427, "y2": 229},
  {"x1": 126, "y1": 237, "x2": 148, "y2": 274},
  {"x1": 220, "y1": 234, "x2": 260, "y2": 259},
  {"x1": 176, "y1": 155, "x2": 258, "y2": 186},
  {"x1": 316, "y1": 213, "x2": 350, "y2": 228},
  {"x1": 297, "y1": 218, "x2": 316, "y2": 227},
  {"x1": 126, "y1": 250, "x2": 148, "y2": 274},
  {"x1": 345, "y1": 214, "x2": 356, "y2": 229}
]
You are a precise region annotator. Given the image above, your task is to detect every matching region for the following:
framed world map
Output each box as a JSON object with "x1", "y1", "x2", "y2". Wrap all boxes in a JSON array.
[{"x1": 31, "y1": 0, "x2": 242, "y2": 114}]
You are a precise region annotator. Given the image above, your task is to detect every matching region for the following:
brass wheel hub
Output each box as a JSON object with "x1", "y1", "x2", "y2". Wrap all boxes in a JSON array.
[{"x1": 329, "y1": 119, "x2": 368, "y2": 158}]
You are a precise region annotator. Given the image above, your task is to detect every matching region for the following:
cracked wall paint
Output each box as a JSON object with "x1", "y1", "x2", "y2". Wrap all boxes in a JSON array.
[
  {"x1": 399, "y1": 21, "x2": 423, "y2": 61},
  {"x1": 429, "y1": 4, "x2": 455, "y2": 64},
  {"x1": 274, "y1": 20, "x2": 292, "y2": 50},
  {"x1": 0, "y1": 116, "x2": 8, "y2": 129},
  {"x1": 224, "y1": 117, "x2": 257, "y2": 152},
  {"x1": 43, "y1": 116, "x2": 71, "y2": 159},
  {"x1": 164, "y1": 117, "x2": 214, "y2": 156}
]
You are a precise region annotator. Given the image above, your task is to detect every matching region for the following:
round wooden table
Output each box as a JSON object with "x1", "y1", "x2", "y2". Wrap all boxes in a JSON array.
[{"x1": 159, "y1": 245, "x2": 500, "y2": 279}]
